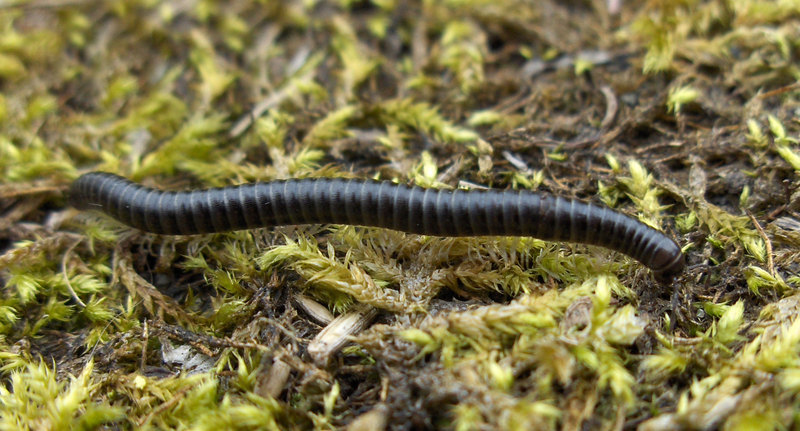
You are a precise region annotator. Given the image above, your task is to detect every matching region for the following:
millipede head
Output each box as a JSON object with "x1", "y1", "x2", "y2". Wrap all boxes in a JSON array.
[{"x1": 651, "y1": 249, "x2": 685, "y2": 281}]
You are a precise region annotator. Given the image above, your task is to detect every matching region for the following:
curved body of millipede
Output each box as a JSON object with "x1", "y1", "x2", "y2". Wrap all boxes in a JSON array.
[{"x1": 69, "y1": 172, "x2": 685, "y2": 279}]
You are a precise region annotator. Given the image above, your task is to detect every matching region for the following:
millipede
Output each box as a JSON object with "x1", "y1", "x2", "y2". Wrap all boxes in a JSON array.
[{"x1": 68, "y1": 172, "x2": 685, "y2": 279}]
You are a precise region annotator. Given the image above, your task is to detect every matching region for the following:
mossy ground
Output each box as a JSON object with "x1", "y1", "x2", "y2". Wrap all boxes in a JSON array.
[{"x1": 1, "y1": 0, "x2": 799, "y2": 429}]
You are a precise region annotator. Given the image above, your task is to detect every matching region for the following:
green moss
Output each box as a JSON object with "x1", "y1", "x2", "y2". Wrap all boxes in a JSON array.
[{"x1": 0, "y1": 360, "x2": 123, "y2": 430}]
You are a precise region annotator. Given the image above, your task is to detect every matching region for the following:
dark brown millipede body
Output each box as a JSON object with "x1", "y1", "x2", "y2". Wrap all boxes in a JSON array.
[{"x1": 69, "y1": 172, "x2": 684, "y2": 279}]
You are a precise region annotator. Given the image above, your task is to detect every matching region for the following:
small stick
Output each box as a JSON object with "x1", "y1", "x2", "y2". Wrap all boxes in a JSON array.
[
  {"x1": 61, "y1": 238, "x2": 86, "y2": 308},
  {"x1": 745, "y1": 209, "x2": 775, "y2": 277}
]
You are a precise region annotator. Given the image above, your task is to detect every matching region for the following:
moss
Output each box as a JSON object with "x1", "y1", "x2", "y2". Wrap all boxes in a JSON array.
[{"x1": 0, "y1": 360, "x2": 123, "y2": 430}]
